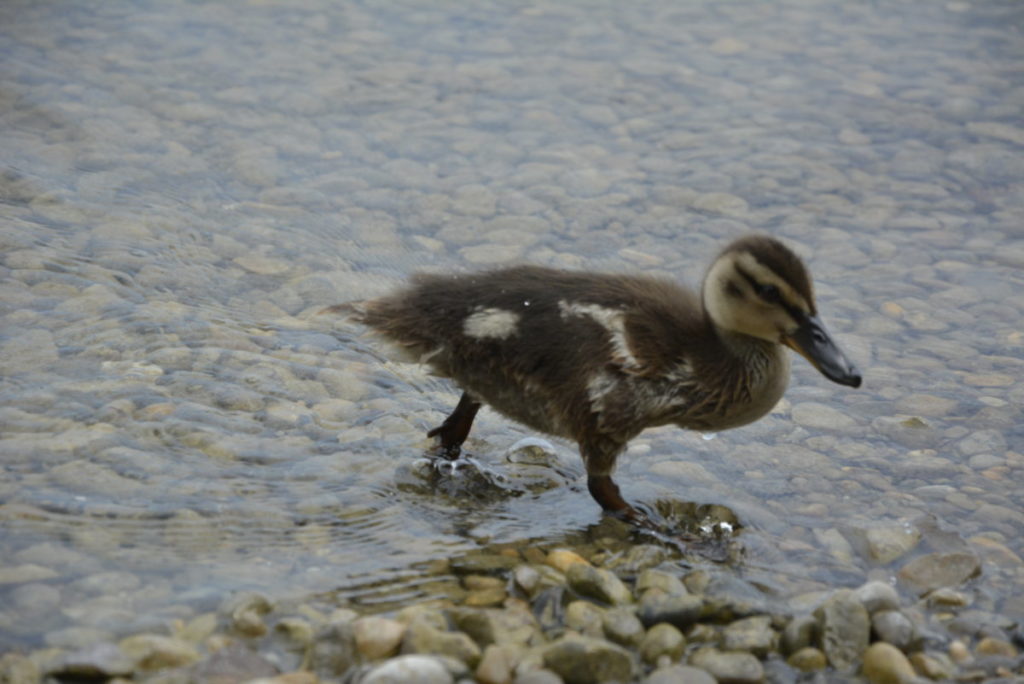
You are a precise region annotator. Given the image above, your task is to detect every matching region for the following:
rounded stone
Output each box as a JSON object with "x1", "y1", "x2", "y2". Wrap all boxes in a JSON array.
[
  {"x1": 354, "y1": 616, "x2": 406, "y2": 660},
  {"x1": 689, "y1": 647, "x2": 763, "y2": 684},
  {"x1": 541, "y1": 636, "x2": 635, "y2": 684},
  {"x1": 871, "y1": 611, "x2": 915, "y2": 651},
  {"x1": 639, "y1": 623, "x2": 685, "y2": 664},
  {"x1": 862, "y1": 641, "x2": 916, "y2": 684},
  {"x1": 787, "y1": 647, "x2": 827, "y2": 672},
  {"x1": 853, "y1": 581, "x2": 901, "y2": 614},
  {"x1": 815, "y1": 589, "x2": 870, "y2": 671},
  {"x1": 643, "y1": 664, "x2": 716, "y2": 684},
  {"x1": 721, "y1": 615, "x2": 777, "y2": 656},
  {"x1": 565, "y1": 563, "x2": 632, "y2": 606},
  {"x1": 361, "y1": 654, "x2": 454, "y2": 684},
  {"x1": 897, "y1": 552, "x2": 981, "y2": 596}
]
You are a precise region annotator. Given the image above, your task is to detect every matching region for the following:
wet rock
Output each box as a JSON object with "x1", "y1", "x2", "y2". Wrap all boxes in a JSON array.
[
  {"x1": 0, "y1": 564, "x2": 59, "y2": 585},
  {"x1": 565, "y1": 600, "x2": 605, "y2": 638},
  {"x1": 606, "y1": 545, "x2": 668, "y2": 574},
  {"x1": 119, "y1": 634, "x2": 201, "y2": 671},
  {"x1": 49, "y1": 642, "x2": 134, "y2": 679},
  {"x1": 722, "y1": 615, "x2": 777, "y2": 656},
  {"x1": 639, "y1": 623, "x2": 685, "y2": 664},
  {"x1": 310, "y1": 616, "x2": 357, "y2": 678},
  {"x1": 565, "y1": 563, "x2": 632, "y2": 606},
  {"x1": 450, "y1": 604, "x2": 539, "y2": 648},
  {"x1": 862, "y1": 641, "x2": 915, "y2": 684},
  {"x1": 816, "y1": 589, "x2": 870, "y2": 671},
  {"x1": 863, "y1": 526, "x2": 921, "y2": 564},
  {"x1": 542, "y1": 635, "x2": 634, "y2": 684},
  {"x1": 475, "y1": 644, "x2": 519, "y2": 684},
  {"x1": 635, "y1": 569, "x2": 687, "y2": 596},
  {"x1": 0, "y1": 653, "x2": 40, "y2": 684},
  {"x1": 354, "y1": 616, "x2": 407, "y2": 660},
  {"x1": 975, "y1": 636, "x2": 1017, "y2": 657},
  {"x1": 513, "y1": 565, "x2": 542, "y2": 597},
  {"x1": 512, "y1": 669, "x2": 564, "y2": 684},
  {"x1": 786, "y1": 647, "x2": 827, "y2": 672},
  {"x1": 545, "y1": 549, "x2": 588, "y2": 574},
  {"x1": 361, "y1": 654, "x2": 454, "y2": 684},
  {"x1": 792, "y1": 402, "x2": 857, "y2": 430},
  {"x1": 402, "y1": 619, "x2": 481, "y2": 667},
  {"x1": 192, "y1": 643, "x2": 278, "y2": 682},
  {"x1": 897, "y1": 552, "x2": 981, "y2": 596},
  {"x1": 638, "y1": 592, "x2": 703, "y2": 630},
  {"x1": 781, "y1": 615, "x2": 819, "y2": 655},
  {"x1": 643, "y1": 664, "x2": 716, "y2": 684},
  {"x1": 224, "y1": 591, "x2": 273, "y2": 637},
  {"x1": 909, "y1": 651, "x2": 957, "y2": 680},
  {"x1": 853, "y1": 581, "x2": 901, "y2": 614},
  {"x1": 689, "y1": 647, "x2": 764, "y2": 684},
  {"x1": 925, "y1": 587, "x2": 971, "y2": 608},
  {"x1": 872, "y1": 610, "x2": 915, "y2": 651},
  {"x1": 602, "y1": 607, "x2": 645, "y2": 648}
]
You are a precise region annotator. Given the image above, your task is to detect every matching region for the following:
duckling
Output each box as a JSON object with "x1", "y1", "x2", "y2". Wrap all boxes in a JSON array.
[{"x1": 335, "y1": 235, "x2": 861, "y2": 524}]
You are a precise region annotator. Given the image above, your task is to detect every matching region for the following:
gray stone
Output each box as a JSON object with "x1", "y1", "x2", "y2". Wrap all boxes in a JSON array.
[
  {"x1": 512, "y1": 669, "x2": 564, "y2": 684},
  {"x1": 565, "y1": 563, "x2": 632, "y2": 606},
  {"x1": 639, "y1": 623, "x2": 685, "y2": 664},
  {"x1": 119, "y1": 634, "x2": 201, "y2": 671},
  {"x1": 872, "y1": 610, "x2": 916, "y2": 651},
  {"x1": 689, "y1": 647, "x2": 764, "y2": 684},
  {"x1": 191, "y1": 643, "x2": 278, "y2": 682},
  {"x1": 602, "y1": 607, "x2": 645, "y2": 648},
  {"x1": 897, "y1": 552, "x2": 981, "y2": 596},
  {"x1": 852, "y1": 581, "x2": 901, "y2": 614},
  {"x1": 638, "y1": 592, "x2": 703, "y2": 630},
  {"x1": 781, "y1": 615, "x2": 819, "y2": 656},
  {"x1": 564, "y1": 600, "x2": 605, "y2": 638},
  {"x1": 815, "y1": 589, "x2": 870, "y2": 671},
  {"x1": 863, "y1": 526, "x2": 921, "y2": 564},
  {"x1": 402, "y1": 619, "x2": 481, "y2": 667},
  {"x1": 50, "y1": 642, "x2": 135, "y2": 679},
  {"x1": 643, "y1": 664, "x2": 716, "y2": 684},
  {"x1": 792, "y1": 402, "x2": 857, "y2": 430},
  {"x1": 450, "y1": 604, "x2": 539, "y2": 648},
  {"x1": 0, "y1": 653, "x2": 39, "y2": 684},
  {"x1": 361, "y1": 654, "x2": 455, "y2": 684},
  {"x1": 542, "y1": 636, "x2": 635, "y2": 684},
  {"x1": 721, "y1": 615, "x2": 777, "y2": 656},
  {"x1": 635, "y1": 569, "x2": 687, "y2": 596}
]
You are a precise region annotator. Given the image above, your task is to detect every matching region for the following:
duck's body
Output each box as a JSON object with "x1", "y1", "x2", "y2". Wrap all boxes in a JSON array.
[{"x1": 340, "y1": 235, "x2": 860, "y2": 521}]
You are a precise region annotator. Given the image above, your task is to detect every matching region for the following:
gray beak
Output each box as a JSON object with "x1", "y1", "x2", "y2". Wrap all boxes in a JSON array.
[{"x1": 782, "y1": 314, "x2": 862, "y2": 388}]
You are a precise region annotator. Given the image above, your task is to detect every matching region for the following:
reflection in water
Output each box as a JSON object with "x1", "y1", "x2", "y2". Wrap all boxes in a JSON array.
[{"x1": 0, "y1": 0, "x2": 1022, "y2": 654}]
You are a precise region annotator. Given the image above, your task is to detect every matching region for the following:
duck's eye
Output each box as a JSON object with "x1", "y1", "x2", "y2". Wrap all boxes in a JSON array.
[{"x1": 756, "y1": 284, "x2": 781, "y2": 303}]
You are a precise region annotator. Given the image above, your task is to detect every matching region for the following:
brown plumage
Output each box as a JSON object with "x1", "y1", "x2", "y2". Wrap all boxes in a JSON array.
[{"x1": 333, "y1": 234, "x2": 861, "y2": 524}]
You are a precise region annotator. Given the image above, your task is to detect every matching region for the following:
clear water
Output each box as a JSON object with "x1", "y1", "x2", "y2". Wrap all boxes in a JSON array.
[{"x1": 1, "y1": 0, "x2": 1023, "y2": 647}]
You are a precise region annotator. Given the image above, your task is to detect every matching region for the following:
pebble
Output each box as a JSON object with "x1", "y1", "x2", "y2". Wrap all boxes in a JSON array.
[
  {"x1": 361, "y1": 654, "x2": 455, "y2": 684},
  {"x1": 871, "y1": 610, "x2": 915, "y2": 651},
  {"x1": 639, "y1": 622, "x2": 685, "y2": 664},
  {"x1": 786, "y1": 647, "x2": 827, "y2": 672},
  {"x1": 816, "y1": 589, "x2": 870, "y2": 671},
  {"x1": 565, "y1": 563, "x2": 632, "y2": 606},
  {"x1": 862, "y1": 641, "x2": 916, "y2": 684},
  {"x1": 354, "y1": 616, "x2": 407, "y2": 660},
  {"x1": 791, "y1": 402, "x2": 858, "y2": 430},
  {"x1": 118, "y1": 634, "x2": 200, "y2": 671},
  {"x1": 897, "y1": 552, "x2": 982, "y2": 596},
  {"x1": 689, "y1": 647, "x2": 764, "y2": 684},
  {"x1": 721, "y1": 615, "x2": 777, "y2": 656},
  {"x1": 541, "y1": 636, "x2": 634, "y2": 684}
]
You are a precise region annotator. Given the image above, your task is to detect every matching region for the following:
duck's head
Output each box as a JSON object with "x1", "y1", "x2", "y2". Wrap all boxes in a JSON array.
[{"x1": 702, "y1": 235, "x2": 862, "y2": 388}]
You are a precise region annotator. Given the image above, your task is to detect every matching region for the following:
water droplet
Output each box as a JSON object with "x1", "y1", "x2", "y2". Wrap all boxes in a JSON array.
[
  {"x1": 523, "y1": 300, "x2": 531, "y2": 307},
  {"x1": 701, "y1": 432, "x2": 717, "y2": 441}
]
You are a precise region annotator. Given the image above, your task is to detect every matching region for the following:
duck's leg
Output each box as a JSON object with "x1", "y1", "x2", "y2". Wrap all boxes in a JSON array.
[
  {"x1": 427, "y1": 392, "x2": 481, "y2": 459},
  {"x1": 587, "y1": 474, "x2": 650, "y2": 527}
]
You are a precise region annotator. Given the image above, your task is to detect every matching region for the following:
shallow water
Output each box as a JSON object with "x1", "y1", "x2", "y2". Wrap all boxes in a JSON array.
[{"x1": 2, "y1": 0, "x2": 1023, "y2": 649}]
